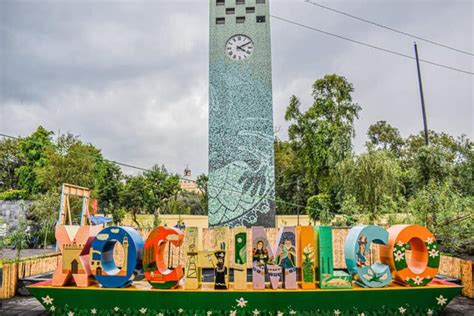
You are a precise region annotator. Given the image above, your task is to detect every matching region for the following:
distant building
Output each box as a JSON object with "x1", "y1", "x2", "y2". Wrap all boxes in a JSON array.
[{"x1": 179, "y1": 166, "x2": 200, "y2": 194}]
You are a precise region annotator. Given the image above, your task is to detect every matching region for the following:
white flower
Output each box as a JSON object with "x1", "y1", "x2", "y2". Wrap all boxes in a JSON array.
[
  {"x1": 436, "y1": 295, "x2": 447, "y2": 306},
  {"x1": 114, "y1": 307, "x2": 120, "y2": 312},
  {"x1": 91, "y1": 308, "x2": 97, "y2": 314},
  {"x1": 236, "y1": 297, "x2": 248, "y2": 308},
  {"x1": 289, "y1": 310, "x2": 297, "y2": 315},
  {"x1": 139, "y1": 307, "x2": 147, "y2": 314},
  {"x1": 50, "y1": 306, "x2": 56, "y2": 312},
  {"x1": 67, "y1": 312, "x2": 75, "y2": 316},
  {"x1": 426, "y1": 237, "x2": 434, "y2": 245},
  {"x1": 429, "y1": 249, "x2": 439, "y2": 258},
  {"x1": 229, "y1": 311, "x2": 237, "y2": 316},
  {"x1": 397, "y1": 240, "x2": 405, "y2": 247},
  {"x1": 394, "y1": 250, "x2": 405, "y2": 262},
  {"x1": 178, "y1": 308, "x2": 184, "y2": 313},
  {"x1": 207, "y1": 311, "x2": 213, "y2": 316},
  {"x1": 277, "y1": 312, "x2": 285, "y2": 316},
  {"x1": 358, "y1": 313, "x2": 365, "y2": 316},
  {"x1": 398, "y1": 306, "x2": 406, "y2": 314},
  {"x1": 413, "y1": 276, "x2": 423, "y2": 285},
  {"x1": 157, "y1": 313, "x2": 164, "y2": 316},
  {"x1": 42, "y1": 295, "x2": 54, "y2": 305},
  {"x1": 427, "y1": 309, "x2": 433, "y2": 315},
  {"x1": 334, "y1": 310, "x2": 341, "y2": 316},
  {"x1": 252, "y1": 309, "x2": 260, "y2": 315}
]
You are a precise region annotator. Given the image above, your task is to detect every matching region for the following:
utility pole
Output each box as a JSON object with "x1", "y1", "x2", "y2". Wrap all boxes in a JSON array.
[
  {"x1": 414, "y1": 42, "x2": 429, "y2": 146},
  {"x1": 296, "y1": 179, "x2": 300, "y2": 226}
]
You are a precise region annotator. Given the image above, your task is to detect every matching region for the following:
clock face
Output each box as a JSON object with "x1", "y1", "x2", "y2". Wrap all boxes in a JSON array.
[{"x1": 225, "y1": 35, "x2": 254, "y2": 61}]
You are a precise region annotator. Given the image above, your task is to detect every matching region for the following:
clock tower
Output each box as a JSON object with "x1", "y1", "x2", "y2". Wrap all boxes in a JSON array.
[{"x1": 208, "y1": 0, "x2": 275, "y2": 227}]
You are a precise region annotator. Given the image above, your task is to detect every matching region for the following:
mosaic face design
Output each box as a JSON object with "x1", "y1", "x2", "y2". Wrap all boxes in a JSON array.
[{"x1": 208, "y1": 1, "x2": 275, "y2": 227}]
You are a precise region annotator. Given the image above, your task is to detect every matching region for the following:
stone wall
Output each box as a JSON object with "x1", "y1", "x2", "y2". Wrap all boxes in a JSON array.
[{"x1": 0, "y1": 200, "x2": 31, "y2": 234}]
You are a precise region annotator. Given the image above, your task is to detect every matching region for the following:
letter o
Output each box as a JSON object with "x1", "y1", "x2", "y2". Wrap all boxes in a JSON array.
[
  {"x1": 90, "y1": 226, "x2": 144, "y2": 288},
  {"x1": 380, "y1": 224, "x2": 440, "y2": 287}
]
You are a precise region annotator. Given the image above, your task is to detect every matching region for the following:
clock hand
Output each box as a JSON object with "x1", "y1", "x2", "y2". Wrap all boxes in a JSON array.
[
  {"x1": 239, "y1": 42, "x2": 251, "y2": 49},
  {"x1": 237, "y1": 46, "x2": 246, "y2": 52}
]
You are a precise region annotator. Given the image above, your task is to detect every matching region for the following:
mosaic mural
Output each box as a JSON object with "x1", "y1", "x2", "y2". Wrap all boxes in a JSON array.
[{"x1": 208, "y1": 1, "x2": 275, "y2": 227}]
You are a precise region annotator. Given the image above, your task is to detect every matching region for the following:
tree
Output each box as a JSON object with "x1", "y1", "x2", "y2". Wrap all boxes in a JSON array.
[
  {"x1": 0, "y1": 137, "x2": 23, "y2": 191},
  {"x1": 274, "y1": 138, "x2": 304, "y2": 215},
  {"x1": 10, "y1": 219, "x2": 30, "y2": 260},
  {"x1": 29, "y1": 191, "x2": 60, "y2": 250},
  {"x1": 16, "y1": 126, "x2": 54, "y2": 195},
  {"x1": 306, "y1": 194, "x2": 332, "y2": 224},
  {"x1": 36, "y1": 134, "x2": 103, "y2": 192},
  {"x1": 120, "y1": 176, "x2": 147, "y2": 228},
  {"x1": 95, "y1": 160, "x2": 123, "y2": 215},
  {"x1": 143, "y1": 165, "x2": 181, "y2": 224},
  {"x1": 284, "y1": 74, "x2": 361, "y2": 209},
  {"x1": 196, "y1": 174, "x2": 209, "y2": 214},
  {"x1": 409, "y1": 182, "x2": 473, "y2": 253},
  {"x1": 337, "y1": 150, "x2": 403, "y2": 223},
  {"x1": 366, "y1": 121, "x2": 404, "y2": 154}
]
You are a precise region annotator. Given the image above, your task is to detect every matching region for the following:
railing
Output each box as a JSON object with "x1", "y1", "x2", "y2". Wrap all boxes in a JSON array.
[{"x1": 0, "y1": 253, "x2": 60, "y2": 299}]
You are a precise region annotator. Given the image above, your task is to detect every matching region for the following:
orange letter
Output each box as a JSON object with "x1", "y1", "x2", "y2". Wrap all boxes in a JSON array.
[{"x1": 380, "y1": 224, "x2": 440, "y2": 286}]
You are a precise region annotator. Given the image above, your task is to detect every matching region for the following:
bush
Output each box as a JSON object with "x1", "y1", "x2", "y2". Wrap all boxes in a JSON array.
[
  {"x1": 0, "y1": 189, "x2": 28, "y2": 200},
  {"x1": 306, "y1": 194, "x2": 333, "y2": 224}
]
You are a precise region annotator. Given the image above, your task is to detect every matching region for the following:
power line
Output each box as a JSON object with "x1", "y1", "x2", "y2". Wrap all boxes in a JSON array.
[
  {"x1": 270, "y1": 15, "x2": 474, "y2": 75},
  {"x1": 303, "y1": 0, "x2": 474, "y2": 57}
]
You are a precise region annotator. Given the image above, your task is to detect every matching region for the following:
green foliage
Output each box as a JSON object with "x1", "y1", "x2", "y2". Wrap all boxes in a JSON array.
[
  {"x1": 120, "y1": 175, "x2": 148, "y2": 228},
  {"x1": 16, "y1": 126, "x2": 54, "y2": 195},
  {"x1": 29, "y1": 191, "x2": 60, "y2": 248},
  {"x1": 0, "y1": 137, "x2": 23, "y2": 191},
  {"x1": 111, "y1": 208, "x2": 127, "y2": 225},
  {"x1": 0, "y1": 189, "x2": 28, "y2": 200},
  {"x1": 96, "y1": 160, "x2": 123, "y2": 215},
  {"x1": 274, "y1": 138, "x2": 304, "y2": 214},
  {"x1": 284, "y1": 74, "x2": 361, "y2": 211},
  {"x1": 366, "y1": 120, "x2": 404, "y2": 155},
  {"x1": 36, "y1": 133, "x2": 104, "y2": 192},
  {"x1": 10, "y1": 219, "x2": 30, "y2": 259},
  {"x1": 408, "y1": 181, "x2": 473, "y2": 253},
  {"x1": 306, "y1": 194, "x2": 333, "y2": 224},
  {"x1": 336, "y1": 150, "x2": 404, "y2": 223},
  {"x1": 196, "y1": 174, "x2": 209, "y2": 214}
]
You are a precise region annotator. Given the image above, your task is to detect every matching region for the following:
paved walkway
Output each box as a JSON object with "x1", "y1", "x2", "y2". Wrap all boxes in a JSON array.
[{"x1": 1, "y1": 295, "x2": 473, "y2": 315}]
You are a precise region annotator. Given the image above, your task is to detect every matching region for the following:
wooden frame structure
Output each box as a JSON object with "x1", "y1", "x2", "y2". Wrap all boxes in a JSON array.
[{"x1": 57, "y1": 183, "x2": 91, "y2": 226}]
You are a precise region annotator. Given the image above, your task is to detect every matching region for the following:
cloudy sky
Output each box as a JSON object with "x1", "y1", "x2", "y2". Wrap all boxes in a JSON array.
[{"x1": 1, "y1": 0, "x2": 472, "y2": 177}]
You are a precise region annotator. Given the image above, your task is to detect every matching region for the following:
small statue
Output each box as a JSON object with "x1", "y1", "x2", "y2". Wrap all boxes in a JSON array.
[{"x1": 214, "y1": 250, "x2": 227, "y2": 290}]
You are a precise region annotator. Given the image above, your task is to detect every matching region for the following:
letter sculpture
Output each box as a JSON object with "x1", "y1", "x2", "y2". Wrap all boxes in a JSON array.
[
  {"x1": 143, "y1": 226, "x2": 184, "y2": 289},
  {"x1": 90, "y1": 226, "x2": 144, "y2": 288},
  {"x1": 233, "y1": 227, "x2": 248, "y2": 289},
  {"x1": 299, "y1": 226, "x2": 317, "y2": 289},
  {"x1": 184, "y1": 227, "x2": 201, "y2": 290},
  {"x1": 317, "y1": 226, "x2": 352, "y2": 289},
  {"x1": 380, "y1": 224, "x2": 440, "y2": 286},
  {"x1": 345, "y1": 225, "x2": 392, "y2": 288}
]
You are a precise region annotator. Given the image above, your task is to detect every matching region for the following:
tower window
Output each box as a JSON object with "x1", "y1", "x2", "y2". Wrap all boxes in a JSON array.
[
  {"x1": 256, "y1": 15, "x2": 266, "y2": 23},
  {"x1": 236, "y1": 16, "x2": 245, "y2": 24},
  {"x1": 236, "y1": 0, "x2": 245, "y2": 5},
  {"x1": 256, "y1": 0, "x2": 265, "y2": 4},
  {"x1": 246, "y1": 7, "x2": 255, "y2": 13},
  {"x1": 216, "y1": 17, "x2": 225, "y2": 25},
  {"x1": 216, "y1": 0, "x2": 225, "y2": 6},
  {"x1": 226, "y1": 8, "x2": 235, "y2": 14}
]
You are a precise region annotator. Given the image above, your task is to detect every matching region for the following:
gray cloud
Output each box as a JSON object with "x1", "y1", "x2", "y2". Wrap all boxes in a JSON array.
[{"x1": 1, "y1": 0, "x2": 472, "y2": 177}]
